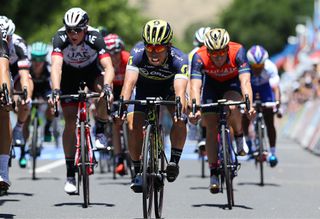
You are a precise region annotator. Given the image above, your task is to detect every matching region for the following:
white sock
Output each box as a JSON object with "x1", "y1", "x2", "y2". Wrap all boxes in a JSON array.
[{"x1": 270, "y1": 147, "x2": 276, "y2": 155}]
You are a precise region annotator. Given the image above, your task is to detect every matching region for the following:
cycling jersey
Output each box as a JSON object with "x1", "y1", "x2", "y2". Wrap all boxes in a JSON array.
[
  {"x1": 251, "y1": 59, "x2": 279, "y2": 102},
  {"x1": 126, "y1": 42, "x2": 188, "y2": 113},
  {"x1": 52, "y1": 26, "x2": 109, "y2": 69},
  {"x1": 0, "y1": 31, "x2": 9, "y2": 59},
  {"x1": 190, "y1": 42, "x2": 250, "y2": 112},
  {"x1": 113, "y1": 50, "x2": 130, "y2": 87},
  {"x1": 31, "y1": 62, "x2": 51, "y2": 99},
  {"x1": 8, "y1": 34, "x2": 31, "y2": 78}
]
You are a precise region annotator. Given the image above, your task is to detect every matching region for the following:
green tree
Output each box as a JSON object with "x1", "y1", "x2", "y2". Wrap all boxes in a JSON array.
[{"x1": 0, "y1": 0, "x2": 147, "y2": 48}]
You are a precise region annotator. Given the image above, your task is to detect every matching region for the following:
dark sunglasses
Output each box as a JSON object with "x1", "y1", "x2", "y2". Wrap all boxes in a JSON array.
[
  {"x1": 207, "y1": 48, "x2": 228, "y2": 57},
  {"x1": 31, "y1": 56, "x2": 46, "y2": 62},
  {"x1": 66, "y1": 27, "x2": 85, "y2": 34}
]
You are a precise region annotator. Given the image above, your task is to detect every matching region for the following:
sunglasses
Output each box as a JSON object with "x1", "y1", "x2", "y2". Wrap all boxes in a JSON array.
[
  {"x1": 251, "y1": 63, "x2": 264, "y2": 68},
  {"x1": 145, "y1": 44, "x2": 167, "y2": 53},
  {"x1": 207, "y1": 49, "x2": 228, "y2": 57},
  {"x1": 31, "y1": 56, "x2": 46, "y2": 62},
  {"x1": 66, "y1": 27, "x2": 85, "y2": 34}
]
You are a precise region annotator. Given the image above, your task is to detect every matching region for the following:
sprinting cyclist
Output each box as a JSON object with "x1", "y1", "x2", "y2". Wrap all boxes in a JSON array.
[
  {"x1": 244, "y1": 45, "x2": 281, "y2": 167},
  {"x1": 103, "y1": 33, "x2": 130, "y2": 175},
  {"x1": 120, "y1": 19, "x2": 188, "y2": 192},
  {"x1": 0, "y1": 16, "x2": 14, "y2": 193},
  {"x1": 188, "y1": 27, "x2": 210, "y2": 151},
  {"x1": 4, "y1": 17, "x2": 33, "y2": 168},
  {"x1": 189, "y1": 28, "x2": 254, "y2": 194},
  {"x1": 49, "y1": 7, "x2": 114, "y2": 194}
]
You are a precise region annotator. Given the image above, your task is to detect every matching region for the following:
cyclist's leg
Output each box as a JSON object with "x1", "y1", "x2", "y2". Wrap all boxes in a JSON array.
[
  {"x1": 224, "y1": 90, "x2": 248, "y2": 156},
  {"x1": 61, "y1": 104, "x2": 78, "y2": 193},
  {"x1": 263, "y1": 108, "x2": 278, "y2": 167},
  {"x1": 166, "y1": 105, "x2": 186, "y2": 182},
  {"x1": 44, "y1": 104, "x2": 54, "y2": 142}
]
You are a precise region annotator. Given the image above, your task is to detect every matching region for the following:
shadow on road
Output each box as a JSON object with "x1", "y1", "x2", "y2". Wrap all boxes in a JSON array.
[
  {"x1": 237, "y1": 182, "x2": 281, "y2": 187},
  {"x1": 17, "y1": 177, "x2": 60, "y2": 181},
  {"x1": 185, "y1": 175, "x2": 208, "y2": 179},
  {"x1": 0, "y1": 213, "x2": 16, "y2": 219},
  {"x1": 192, "y1": 203, "x2": 253, "y2": 210},
  {"x1": 0, "y1": 199, "x2": 19, "y2": 206},
  {"x1": 189, "y1": 186, "x2": 208, "y2": 190},
  {"x1": 54, "y1": 202, "x2": 115, "y2": 207},
  {"x1": 7, "y1": 192, "x2": 33, "y2": 196}
]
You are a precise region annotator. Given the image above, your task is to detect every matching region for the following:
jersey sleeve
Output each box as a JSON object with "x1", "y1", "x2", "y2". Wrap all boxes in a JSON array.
[
  {"x1": 265, "y1": 59, "x2": 280, "y2": 87},
  {"x1": 86, "y1": 30, "x2": 110, "y2": 60},
  {"x1": 126, "y1": 44, "x2": 144, "y2": 73},
  {"x1": 14, "y1": 38, "x2": 31, "y2": 70},
  {"x1": 0, "y1": 32, "x2": 9, "y2": 59},
  {"x1": 190, "y1": 52, "x2": 203, "y2": 80},
  {"x1": 235, "y1": 47, "x2": 250, "y2": 74},
  {"x1": 52, "y1": 31, "x2": 67, "y2": 57},
  {"x1": 174, "y1": 52, "x2": 189, "y2": 80}
]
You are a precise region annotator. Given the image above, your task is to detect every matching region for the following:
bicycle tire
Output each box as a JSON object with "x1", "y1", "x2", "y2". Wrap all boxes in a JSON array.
[
  {"x1": 142, "y1": 125, "x2": 153, "y2": 219},
  {"x1": 31, "y1": 116, "x2": 38, "y2": 180},
  {"x1": 201, "y1": 154, "x2": 205, "y2": 178},
  {"x1": 80, "y1": 121, "x2": 90, "y2": 208},
  {"x1": 221, "y1": 124, "x2": 233, "y2": 209},
  {"x1": 154, "y1": 127, "x2": 165, "y2": 218},
  {"x1": 257, "y1": 120, "x2": 264, "y2": 186}
]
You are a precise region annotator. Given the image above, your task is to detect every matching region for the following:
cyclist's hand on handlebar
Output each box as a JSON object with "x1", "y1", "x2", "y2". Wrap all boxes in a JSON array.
[
  {"x1": 101, "y1": 84, "x2": 114, "y2": 101},
  {"x1": 246, "y1": 107, "x2": 256, "y2": 120},
  {"x1": 188, "y1": 110, "x2": 201, "y2": 125},
  {"x1": 48, "y1": 89, "x2": 60, "y2": 106}
]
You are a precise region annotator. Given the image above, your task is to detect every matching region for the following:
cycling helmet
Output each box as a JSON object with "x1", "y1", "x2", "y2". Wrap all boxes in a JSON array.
[
  {"x1": 63, "y1": 7, "x2": 89, "y2": 28},
  {"x1": 31, "y1": 42, "x2": 48, "y2": 57},
  {"x1": 204, "y1": 28, "x2": 230, "y2": 50},
  {"x1": 193, "y1": 26, "x2": 211, "y2": 47},
  {"x1": 142, "y1": 19, "x2": 173, "y2": 45},
  {"x1": 0, "y1": 16, "x2": 15, "y2": 36},
  {"x1": 104, "y1": 34, "x2": 124, "y2": 54},
  {"x1": 246, "y1": 45, "x2": 269, "y2": 64},
  {"x1": 97, "y1": 26, "x2": 108, "y2": 37}
]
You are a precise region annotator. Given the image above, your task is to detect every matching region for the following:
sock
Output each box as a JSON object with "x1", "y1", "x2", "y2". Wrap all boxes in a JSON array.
[
  {"x1": 209, "y1": 162, "x2": 220, "y2": 176},
  {"x1": 270, "y1": 147, "x2": 276, "y2": 155},
  {"x1": 44, "y1": 120, "x2": 52, "y2": 133},
  {"x1": 116, "y1": 154, "x2": 124, "y2": 164},
  {"x1": 132, "y1": 160, "x2": 141, "y2": 175},
  {"x1": 170, "y1": 148, "x2": 183, "y2": 164},
  {"x1": 66, "y1": 158, "x2": 75, "y2": 178},
  {"x1": 95, "y1": 119, "x2": 106, "y2": 134},
  {"x1": 20, "y1": 145, "x2": 26, "y2": 157},
  {"x1": 15, "y1": 121, "x2": 24, "y2": 130}
]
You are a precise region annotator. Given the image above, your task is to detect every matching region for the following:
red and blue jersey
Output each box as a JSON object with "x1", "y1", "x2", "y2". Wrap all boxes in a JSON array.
[{"x1": 190, "y1": 42, "x2": 250, "y2": 82}]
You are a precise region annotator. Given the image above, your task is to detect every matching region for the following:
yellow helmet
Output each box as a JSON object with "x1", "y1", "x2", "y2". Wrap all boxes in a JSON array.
[
  {"x1": 142, "y1": 19, "x2": 173, "y2": 45},
  {"x1": 204, "y1": 28, "x2": 230, "y2": 50}
]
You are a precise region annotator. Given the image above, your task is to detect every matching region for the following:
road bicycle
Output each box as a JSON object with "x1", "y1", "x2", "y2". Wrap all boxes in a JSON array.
[
  {"x1": 118, "y1": 96, "x2": 182, "y2": 219},
  {"x1": 192, "y1": 95, "x2": 249, "y2": 209},
  {"x1": 53, "y1": 82, "x2": 104, "y2": 208},
  {"x1": 252, "y1": 100, "x2": 278, "y2": 186}
]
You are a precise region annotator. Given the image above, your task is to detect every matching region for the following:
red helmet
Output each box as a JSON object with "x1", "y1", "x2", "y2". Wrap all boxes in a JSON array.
[{"x1": 104, "y1": 34, "x2": 125, "y2": 54}]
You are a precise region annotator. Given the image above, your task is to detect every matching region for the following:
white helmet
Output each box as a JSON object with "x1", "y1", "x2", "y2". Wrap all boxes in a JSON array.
[
  {"x1": 193, "y1": 27, "x2": 211, "y2": 47},
  {"x1": 204, "y1": 28, "x2": 230, "y2": 50},
  {"x1": 0, "y1": 16, "x2": 15, "y2": 37},
  {"x1": 63, "y1": 7, "x2": 89, "y2": 28}
]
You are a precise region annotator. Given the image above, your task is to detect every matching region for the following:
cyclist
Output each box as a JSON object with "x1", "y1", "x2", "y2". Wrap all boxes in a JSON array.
[
  {"x1": 103, "y1": 33, "x2": 130, "y2": 175},
  {"x1": 5, "y1": 17, "x2": 33, "y2": 168},
  {"x1": 244, "y1": 45, "x2": 281, "y2": 167},
  {"x1": 120, "y1": 19, "x2": 188, "y2": 192},
  {"x1": 189, "y1": 28, "x2": 254, "y2": 194},
  {"x1": 188, "y1": 27, "x2": 210, "y2": 152},
  {"x1": 49, "y1": 7, "x2": 115, "y2": 194},
  {"x1": 0, "y1": 16, "x2": 13, "y2": 193}
]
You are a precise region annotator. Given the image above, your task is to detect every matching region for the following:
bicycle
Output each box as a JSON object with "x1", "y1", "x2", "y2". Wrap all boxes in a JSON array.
[
  {"x1": 28, "y1": 99, "x2": 47, "y2": 180},
  {"x1": 252, "y1": 100, "x2": 278, "y2": 186},
  {"x1": 53, "y1": 82, "x2": 104, "y2": 208},
  {"x1": 118, "y1": 96, "x2": 182, "y2": 219},
  {"x1": 192, "y1": 95, "x2": 249, "y2": 209}
]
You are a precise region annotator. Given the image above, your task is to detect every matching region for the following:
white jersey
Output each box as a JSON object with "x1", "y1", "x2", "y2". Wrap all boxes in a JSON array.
[{"x1": 251, "y1": 59, "x2": 280, "y2": 87}]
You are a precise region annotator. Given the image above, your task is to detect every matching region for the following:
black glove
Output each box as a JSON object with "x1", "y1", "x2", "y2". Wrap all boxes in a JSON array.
[{"x1": 103, "y1": 84, "x2": 113, "y2": 98}]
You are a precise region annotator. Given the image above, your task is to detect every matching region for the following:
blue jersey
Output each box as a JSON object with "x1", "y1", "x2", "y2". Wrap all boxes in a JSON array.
[{"x1": 126, "y1": 43, "x2": 189, "y2": 89}]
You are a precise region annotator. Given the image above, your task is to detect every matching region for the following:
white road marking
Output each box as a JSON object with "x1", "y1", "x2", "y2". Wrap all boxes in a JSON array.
[{"x1": 29, "y1": 159, "x2": 65, "y2": 173}]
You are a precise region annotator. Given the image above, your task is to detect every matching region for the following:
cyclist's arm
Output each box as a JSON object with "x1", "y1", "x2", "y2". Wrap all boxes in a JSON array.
[
  {"x1": 174, "y1": 78, "x2": 188, "y2": 112},
  {"x1": 266, "y1": 59, "x2": 281, "y2": 104},
  {"x1": 100, "y1": 56, "x2": 115, "y2": 86},
  {"x1": 51, "y1": 55, "x2": 63, "y2": 90},
  {"x1": 120, "y1": 69, "x2": 138, "y2": 101},
  {"x1": 0, "y1": 34, "x2": 10, "y2": 91},
  {"x1": 189, "y1": 53, "x2": 203, "y2": 105}
]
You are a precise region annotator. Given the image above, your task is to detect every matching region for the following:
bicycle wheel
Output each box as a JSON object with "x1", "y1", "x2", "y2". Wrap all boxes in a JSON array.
[
  {"x1": 221, "y1": 125, "x2": 233, "y2": 209},
  {"x1": 201, "y1": 154, "x2": 205, "y2": 178},
  {"x1": 31, "y1": 116, "x2": 38, "y2": 180},
  {"x1": 154, "y1": 128, "x2": 165, "y2": 218},
  {"x1": 257, "y1": 120, "x2": 264, "y2": 186},
  {"x1": 142, "y1": 125, "x2": 153, "y2": 219},
  {"x1": 80, "y1": 121, "x2": 90, "y2": 208}
]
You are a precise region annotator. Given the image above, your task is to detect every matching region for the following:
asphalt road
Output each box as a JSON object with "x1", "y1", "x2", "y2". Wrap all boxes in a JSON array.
[{"x1": 1, "y1": 137, "x2": 320, "y2": 219}]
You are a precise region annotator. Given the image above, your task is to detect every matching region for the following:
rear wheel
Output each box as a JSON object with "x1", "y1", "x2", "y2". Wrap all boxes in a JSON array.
[
  {"x1": 31, "y1": 116, "x2": 39, "y2": 180},
  {"x1": 81, "y1": 122, "x2": 89, "y2": 208},
  {"x1": 142, "y1": 125, "x2": 153, "y2": 219},
  {"x1": 221, "y1": 125, "x2": 233, "y2": 209}
]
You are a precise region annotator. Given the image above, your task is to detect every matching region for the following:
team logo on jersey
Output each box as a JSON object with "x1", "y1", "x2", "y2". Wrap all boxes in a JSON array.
[
  {"x1": 88, "y1": 35, "x2": 97, "y2": 44},
  {"x1": 128, "y1": 56, "x2": 133, "y2": 65},
  {"x1": 180, "y1": 64, "x2": 188, "y2": 75}
]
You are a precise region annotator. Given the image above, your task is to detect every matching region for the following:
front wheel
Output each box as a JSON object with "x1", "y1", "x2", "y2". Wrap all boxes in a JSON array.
[
  {"x1": 80, "y1": 122, "x2": 90, "y2": 208},
  {"x1": 257, "y1": 120, "x2": 264, "y2": 186},
  {"x1": 142, "y1": 125, "x2": 153, "y2": 219},
  {"x1": 31, "y1": 116, "x2": 39, "y2": 180}
]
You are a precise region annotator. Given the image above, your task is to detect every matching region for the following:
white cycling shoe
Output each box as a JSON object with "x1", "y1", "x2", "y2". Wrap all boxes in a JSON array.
[
  {"x1": 64, "y1": 177, "x2": 77, "y2": 194},
  {"x1": 95, "y1": 133, "x2": 108, "y2": 150}
]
